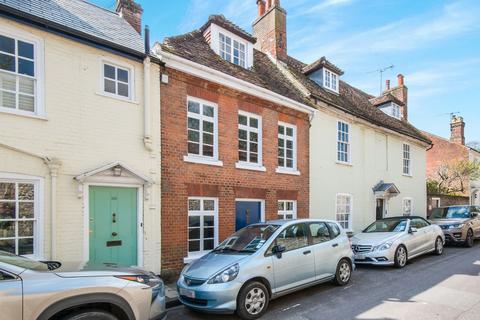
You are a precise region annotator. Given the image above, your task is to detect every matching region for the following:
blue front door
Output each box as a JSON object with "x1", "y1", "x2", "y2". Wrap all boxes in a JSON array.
[{"x1": 236, "y1": 201, "x2": 262, "y2": 231}]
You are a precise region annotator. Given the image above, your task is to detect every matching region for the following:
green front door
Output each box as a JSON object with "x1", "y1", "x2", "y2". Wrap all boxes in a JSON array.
[{"x1": 89, "y1": 186, "x2": 138, "y2": 267}]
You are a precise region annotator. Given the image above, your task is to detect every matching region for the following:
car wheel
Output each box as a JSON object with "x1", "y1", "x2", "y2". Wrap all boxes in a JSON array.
[
  {"x1": 465, "y1": 229, "x2": 474, "y2": 247},
  {"x1": 334, "y1": 259, "x2": 352, "y2": 286},
  {"x1": 434, "y1": 236, "x2": 444, "y2": 255},
  {"x1": 236, "y1": 281, "x2": 269, "y2": 320},
  {"x1": 61, "y1": 309, "x2": 118, "y2": 320},
  {"x1": 394, "y1": 245, "x2": 407, "y2": 268}
]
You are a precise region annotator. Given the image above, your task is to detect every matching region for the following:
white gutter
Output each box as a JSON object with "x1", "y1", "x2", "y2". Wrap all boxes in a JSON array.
[
  {"x1": 157, "y1": 49, "x2": 317, "y2": 116},
  {"x1": 143, "y1": 56, "x2": 153, "y2": 151}
]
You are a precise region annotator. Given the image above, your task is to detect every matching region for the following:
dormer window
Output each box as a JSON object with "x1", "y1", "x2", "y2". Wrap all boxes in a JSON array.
[
  {"x1": 201, "y1": 16, "x2": 255, "y2": 69},
  {"x1": 324, "y1": 68, "x2": 338, "y2": 92},
  {"x1": 219, "y1": 33, "x2": 246, "y2": 68},
  {"x1": 379, "y1": 102, "x2": 402, "y2": 120}
]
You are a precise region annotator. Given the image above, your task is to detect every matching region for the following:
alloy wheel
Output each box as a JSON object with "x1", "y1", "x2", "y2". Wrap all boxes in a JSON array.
[
  {"x1": 245, "y1": 287, "x2": 266, "y2": 315},
  {"x1": 397, "y1": 246, "x2": 407, "y2": 267},
  {"x1": 339, "y1": 261, "x2": 351, "y2": 282},
  {"x1": 436, "y1": 237, "x2": 443, "y2": 254}
]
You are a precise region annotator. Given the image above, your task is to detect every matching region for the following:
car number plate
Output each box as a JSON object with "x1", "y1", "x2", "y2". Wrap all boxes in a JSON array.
[
  {"x1": 179, "y1": 288, "x2": 195, "y2": 299},
  {"x1": 356, "y1": 254, "x2": 365, "y2": 260}
]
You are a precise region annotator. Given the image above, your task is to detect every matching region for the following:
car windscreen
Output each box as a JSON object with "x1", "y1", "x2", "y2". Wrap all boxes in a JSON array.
[
  {"x1": 434, "y1": 206, "x2": 470, "y2": 219},
  {"x1": 364, "y1": 219, "x2": 407, "y2": 233},
  {"x1": 213, "y1": 224, "x2": 280, "y2": 254},
  {"x1": 0, "y1": 250, "x2": 49, "y2": 271}
]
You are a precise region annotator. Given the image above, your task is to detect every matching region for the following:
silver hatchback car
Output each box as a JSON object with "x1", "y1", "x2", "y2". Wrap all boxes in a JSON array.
[
  {"x1": 0, "y1": 251, "x2": 166, "y2": 320},
  {"x1": 177, "y1": 219, "x2": 354, "y2": 320}
]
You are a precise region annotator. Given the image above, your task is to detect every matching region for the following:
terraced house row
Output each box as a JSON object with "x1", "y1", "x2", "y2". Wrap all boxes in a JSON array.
[{"x1": 0, "y1": 0, "x2": 431, "y2": 276}]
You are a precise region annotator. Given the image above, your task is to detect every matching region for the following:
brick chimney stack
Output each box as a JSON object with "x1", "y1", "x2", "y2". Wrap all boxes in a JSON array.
[
  {"x1": 385, "y1": 79, "x2": 390, "y2": 91},
  {"x1": 116, "y1": 0, "x2": 143, "y2": 34},
  {"x1": 253, "y1": 0, "x2": 287, "y2": 61},
  {"x1": 450, "y1": 115, "x2": 465, "y2": 145},
  {"x1": 385, "y1": 73, "x2": 408, "y2": 121}
]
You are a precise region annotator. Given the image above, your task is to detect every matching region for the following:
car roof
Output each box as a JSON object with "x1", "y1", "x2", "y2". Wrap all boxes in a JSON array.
[
  {"x1": 379, "y1": 216, "x2": 425, "y2": 220},
  {"x1": 261, "y1": 218, "x2": 339, "y2": 226}
]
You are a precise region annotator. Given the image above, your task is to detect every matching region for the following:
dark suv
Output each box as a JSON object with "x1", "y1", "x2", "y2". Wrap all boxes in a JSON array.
[{"x1": 429, "y1": 205, "x2": 480, "y2": 246}]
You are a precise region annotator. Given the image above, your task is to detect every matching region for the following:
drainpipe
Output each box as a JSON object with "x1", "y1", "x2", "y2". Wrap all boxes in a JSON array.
[
  {"x1": 45, "y1": 158, "x2": 62, "y2": 260},
  {"x1": 143, "y1": 25, "x2": 153, "y2": 151}
]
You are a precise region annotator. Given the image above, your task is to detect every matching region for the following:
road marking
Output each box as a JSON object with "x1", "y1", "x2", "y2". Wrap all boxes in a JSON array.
[
  {"x1": 343, "y1": 285, "x2": 353, "y2": 290},
  {"x1": 282, "y1": 303, "x2": 301, "y2": 311}
]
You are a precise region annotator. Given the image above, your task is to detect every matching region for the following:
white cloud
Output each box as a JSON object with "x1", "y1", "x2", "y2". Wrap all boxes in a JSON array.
[
  {"x1": 303, "y1": 0, "x2": 354, "y2": 15},
  {"x1": 296, "y1": 1, "x2": 480, "y2": 64}
]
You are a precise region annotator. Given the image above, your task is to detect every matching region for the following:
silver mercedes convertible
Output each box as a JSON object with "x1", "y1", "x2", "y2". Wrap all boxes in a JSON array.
[{"x1": 351, "y1": 216, "x2": 445, "y2": 268}]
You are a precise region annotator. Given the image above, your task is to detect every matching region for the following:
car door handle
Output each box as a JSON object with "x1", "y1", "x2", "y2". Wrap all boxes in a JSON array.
[
  {"x1": 332, "y1": 243, "x2": 339, "y2": 247},
  {"x1": 303, "y1": 250, "x2": 311, "y2": 255}
]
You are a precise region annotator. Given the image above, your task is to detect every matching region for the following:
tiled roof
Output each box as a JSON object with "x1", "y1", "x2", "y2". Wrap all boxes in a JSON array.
[
  {"x1": 282, "y1": 56, "x2": 431, "y2": 144},
  {"x1": 161, "y1": 16, "x2": 430, "y2": 145},
  {"x1": 0, "y1": 0, "x2": 144, "y2": 55},
  {"x1": 303, "y1": 56, "x2": 344, "y2": 76},
  {"x1": 200, "y1": 15, "x2": 256, "y2": 44},
  {"x1": 370, "y1": 93, "x2": 405, "y2": 107},
  {"x1": 161, "y1": 30, "x2": 310, "y2": 107}
]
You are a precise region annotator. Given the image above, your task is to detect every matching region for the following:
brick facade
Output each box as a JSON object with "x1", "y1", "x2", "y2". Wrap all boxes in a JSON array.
[{"x1": 160, "y1": 67, "x2": 310, "y2": 275}]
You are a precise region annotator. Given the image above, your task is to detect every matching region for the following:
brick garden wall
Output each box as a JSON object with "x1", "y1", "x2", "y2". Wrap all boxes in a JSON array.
[{"x1": 160, "y1": 67, "x2": 310, "y2": 276}]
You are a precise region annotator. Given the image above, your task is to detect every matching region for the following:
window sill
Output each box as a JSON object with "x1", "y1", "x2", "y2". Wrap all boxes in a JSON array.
[
  {"x1": 96, "y1": 91, "x2": 139, "y2": 105},
  {"x1": 183, "y1": 155, "x2": 223, "y2": 167},
  {"x1": 336, "y1": 161, "x2": 352, "y2": 167},
  {"x1": 0, "y1": 108, "x2": 47, "y2": 120},
  {"x1": 402, "y1": 174, "x2": 413, "y2": 178},
  {"x1": 235, "y1": 162, "x2": 266, "y2": 172},
  {"x1": 276, "y1": 168, "x2": 301, "y2": 176},
  {"x1": 184, "y1": 252, "x2": 210, "y2": 264}
]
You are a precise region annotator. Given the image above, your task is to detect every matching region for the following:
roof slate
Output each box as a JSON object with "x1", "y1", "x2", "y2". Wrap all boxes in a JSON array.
[
  {"x1": 370, "y1": 93, "x2": 405, "y2": 107},
  {"x1": 303, "y1": 56, "x2": 344, "y2": 76},
  {"x1": 0, "y1": 0, "x2": 144, "y2": 55}
]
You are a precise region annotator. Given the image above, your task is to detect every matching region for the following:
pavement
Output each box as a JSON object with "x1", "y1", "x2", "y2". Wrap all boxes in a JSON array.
[{"x1": 165, "y1": 242, "x2": 480, "y2": 319}]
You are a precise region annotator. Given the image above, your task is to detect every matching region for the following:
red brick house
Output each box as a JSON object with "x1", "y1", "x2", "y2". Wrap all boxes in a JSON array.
[
  {"x1": 154, "y1": 13, "x2": 315, "y2": 275},
  {"x1": 424, "y1": 116, "x2": 480, "y2": 214}
]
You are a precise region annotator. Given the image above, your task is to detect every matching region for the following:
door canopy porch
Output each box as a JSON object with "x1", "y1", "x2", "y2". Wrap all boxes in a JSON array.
[{"x1": 373, "y1": 181, "x2": 400, "y2": 198}]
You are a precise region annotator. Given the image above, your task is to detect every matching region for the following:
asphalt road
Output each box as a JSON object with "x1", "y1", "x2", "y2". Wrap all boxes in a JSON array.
[{"x1": 167, "y1": 242, "x2": 480, "y2": 320}]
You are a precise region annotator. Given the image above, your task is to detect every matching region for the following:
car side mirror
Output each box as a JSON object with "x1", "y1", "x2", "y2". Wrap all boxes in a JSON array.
[
  {"x1": 272, "y1": 245, "x2": 286, "y2": 259},
  {"x1": 409, "y1": 227, "x2": 418, "y2": 234}
]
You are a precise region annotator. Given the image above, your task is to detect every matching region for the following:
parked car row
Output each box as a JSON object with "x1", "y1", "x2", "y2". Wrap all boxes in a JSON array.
[
  {"x1": 0, "y1": 206, "x2": 477, "y2": 320},
  {"x1": 177, "y1": 206, "x2": 480, "y2": 320}
]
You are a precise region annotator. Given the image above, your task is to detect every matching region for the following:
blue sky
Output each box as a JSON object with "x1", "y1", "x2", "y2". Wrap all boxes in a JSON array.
[{"x1": 92, "y1": 0, "x2": 480, "y2": 143}]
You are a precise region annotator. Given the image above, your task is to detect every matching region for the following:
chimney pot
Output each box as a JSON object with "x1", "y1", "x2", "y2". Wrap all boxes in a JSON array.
[
  {"x1": 266, "y1": 0, "x2": 272, "y2": 10},
  {"x1": 257, "y1": 0, "x2": 266, "y2": 16},
  {"x1": 397, "y1": 74, "x2": 405, "y2": 87},
  {"x1": 385, "y1": 79, "x2": 390, "y2": 90}
]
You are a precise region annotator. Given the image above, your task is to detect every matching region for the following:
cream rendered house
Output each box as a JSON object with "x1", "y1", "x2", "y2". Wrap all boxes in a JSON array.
[
  {"x1": 0, "y1": 0, "x2": 162, "y2": 273},
  {"x1": 307, "y1": 74, "x2": 431, "y2": 232}
]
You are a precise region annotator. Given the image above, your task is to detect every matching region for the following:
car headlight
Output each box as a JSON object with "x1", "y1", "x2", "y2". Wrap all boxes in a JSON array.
[
  {"x1": 448, "y1": 223, "x2": 464, "y2": 229},
  {"x1": 373, "y1": 242, "x2": 392, "y2": 251},
  {"x1": 207, "y1": 264, "x2": 239, "y2": 284},
  {"x1": 116, "y1": 273, "x2": 162, "y2": 288}
]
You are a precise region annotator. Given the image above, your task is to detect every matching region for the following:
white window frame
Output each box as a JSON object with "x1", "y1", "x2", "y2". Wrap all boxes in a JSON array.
[
  {"x1": 323, "y1": 68, "x2": 339, "y2": 93},
  {"x1": 403, "y1": 197, "x2": 413, "y2": 216},
  {"x1": 184, "y1": 96, "x2": 222, "y2": 166},
  {"x1": 403, "y1": 143, "x2": 412, "y2": 176},
  {"x1": 236, "y1": 110, "x2": 264, "y2": 170},
  {"x1": 392, "y1": 103, "x2": 401, "y2": 119},
  {"x1": 337, "y1": 121, "x2": 351, "y2": 164},
  {"x1": 336, "y1": 193, "x2": 353, "y2": 231},
  {"x1": 219, "y1": 32, "x2": 247, "y2": 68},
  {"x1": 277, "y1": 200, "x2": 297, "y2": 220},
  {"x1": 0, "y1": 25, "x2": 45, "y2": 118},
  {"x1": 0, "y1": 173, "x2": 43, "y2": 259},
  {"x1": 100, "y1": 58, "x2": 134, "y2": 101},
  {"x1": 276, "y1": 122, "x2": 299, "y2": 175},
  {"x1": 186, "y1": 197, "x2": 219, "y2": 262}
]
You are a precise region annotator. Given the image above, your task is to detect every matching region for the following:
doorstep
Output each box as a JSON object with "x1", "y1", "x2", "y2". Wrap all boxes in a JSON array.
[{"x1": 165, "y1": 281, "x2": 181, "y2": 309}]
